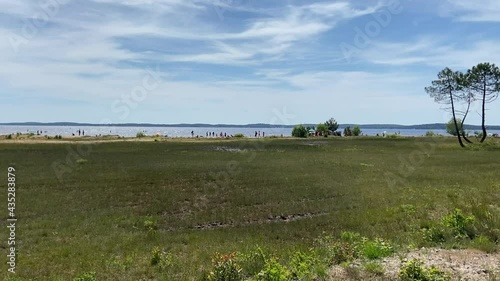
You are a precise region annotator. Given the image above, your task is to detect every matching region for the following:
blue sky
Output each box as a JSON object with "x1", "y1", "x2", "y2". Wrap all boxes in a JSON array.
[{"x1": 1, "y1": 0, "x2": 500, "y2": 125}]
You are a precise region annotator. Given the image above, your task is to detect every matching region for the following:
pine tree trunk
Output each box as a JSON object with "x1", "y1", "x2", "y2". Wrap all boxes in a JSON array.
[{"x1": 450, "y1": 90, "x2": 465, "y2": 147}]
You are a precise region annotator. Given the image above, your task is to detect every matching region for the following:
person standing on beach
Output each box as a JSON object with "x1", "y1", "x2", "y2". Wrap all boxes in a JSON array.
[
  {"x1": 78, "y1": 129, "x2": 81, "y2": 136},
  {"x1": 82, "y1": 130, "x2": 85, "y2": 136}
]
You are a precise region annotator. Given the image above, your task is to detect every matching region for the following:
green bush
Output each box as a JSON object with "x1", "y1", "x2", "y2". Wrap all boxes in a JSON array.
[
  {"x1": 399, "y1": 259, "x2": 450, "y2": 281},
  {"x1": 360, "y1": 238, "x2": 394, "y2": 260},
  {"x1": 316, "y1": 232, "x2": 360, "y2": 265},
  {"x1": 446, "y1": 118, "x2": 464, "y2": 136},
  {"x1": 256, "y1": 257, "x2": 290, "y2": 281},
  {"x1": 144, "y1": 217, "x2": 158, "y2": 233},
  {"x1": 442, "y1": 209, "x2": 475, "y2": 238},
  {"x1": 316, "y1": 232, "x2": 393, "y2": 265},
  {"x1": 291, "y1": 125, "x2": 308, "y2": 138},
  {"x1": 343, "y1": 127, "x2": 352, "y2": 136},
  {"x1": 352, "y1": 125, "x2": 362, "y2": 136},
  {"x1": 239, "y1": 246, "x2": 267, "y2": 276},
  {"x1": 316, "y1": 123, "x2": 329, "y2": 136},
  {"x1": 136, "y1": 132, "x2": 146, "y2": 138},
  {"x1": 5, "y1": 134, "x2": 12, "y2": 139},
  {"x1": 73, "y1": 272, "x2": 96, "y2": 281},
  {"x1": 426, "y1": 131, "x2": 436, "y2": 137},
  {"x1": 289, "y1": 250, "x2": 318, "y2": 280},
  {"x1": 420, "y1": 226, "x2": 448, "y2": 244},
  {"x1": 207, "y1": 252, "x2": 243, "y2": 281},
  {"x1": 150, "y1": 246, "x2": 172, "y2": 270},
  {"x1": 234, "y1": 133, "x2": 245, "y2": 138}
]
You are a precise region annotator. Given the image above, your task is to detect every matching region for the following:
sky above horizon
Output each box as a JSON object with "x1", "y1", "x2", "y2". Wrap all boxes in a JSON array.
[{"x1": 1, "y1": 0, "x2": 500, "y2": 125}]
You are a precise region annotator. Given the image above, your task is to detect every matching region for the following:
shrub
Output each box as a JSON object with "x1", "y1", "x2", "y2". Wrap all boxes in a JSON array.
[
  {"x1": 317, "y1": 232, "x2": 394, "y2": 264},
  {"x1": 136, "y1": 132, "x2": 146, "y2": 138},
  {"x1": 207, "y1": 252, "x2": 243, "y2": 281},
  {"x1": 360, "y1": 238, "x2": 394, "y2": 260},
  {"x1": 291, "y1": 125, "x2": 307, "y2": 138},
  {"x1": 316, "y1": 123, "x2": 329, "y2": 136},
  {"x1": 73, "y1": 272, "x2": 96, "y2": 281},
  {"x1": 289, "y1": 250, "x2": 317, "y2": 280},
  {"x1": 150, "y1": 247, "x2": 173, "y2": 271},
  {"x1": 426, "y1": 131, "x2": 436, "y2": 136},
  {"x1": 5, "y1": 134, "x2": 12, "y2": 139},
  {"x1": 352, "y1": 125, "x2": 362, "y2": 136},
  {"x1": 256, "y1": 257, "x2": 290, "y2": 281},
  {"x1": 399, "y1": 259, "x2": 450, "y2": 281},
  {"x1": 446, "y1": 118, "x2": 464, "y2": 136},
  {"x1": 239, "y1": 246, "x2": 267, "y2": 276},
  {"x1": 144, "y1": 217, "x2": 158, "y2": 232},
  {"x1": 343, "y1": 127, "x2": 352, "y2": 136},
  {"x1": 234, "y1": 133, "x2": 245, "y2": 138},
  {"x1": 441, "y1": 209, "x2": 475, "y2": 238},
  {"x1": 420, "y1": 226, "x2": 448, "y2": 244}
]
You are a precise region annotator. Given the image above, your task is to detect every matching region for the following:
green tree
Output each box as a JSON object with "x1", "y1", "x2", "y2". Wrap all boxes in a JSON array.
[
  {"x1": 425, "y1": 67, "x2": 465, "y2": 147},
  {"x1": 292, "y1": 125, "x2": 308, "y2": 138},
  {"x1": 352, "y1": 125, "x2": 362, "y2": 136},
  {"x1": 316, "y1": 123, "x2": 329, "y2": 136},
  {"x1": 446, "y1": 118, "x2": 464, "y2": 136},
  {"x1": 464, "y1": 63, "x2": 500, "y2": 142},
  {"x1": 343, "y1": 127, "x2": 352, "y2": 136},
  {"x1": 325, "y1": 118, "x2": 339, "y2": 132}
]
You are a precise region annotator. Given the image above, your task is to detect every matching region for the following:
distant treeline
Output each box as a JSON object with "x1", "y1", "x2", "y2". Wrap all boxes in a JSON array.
[{"x1": 1, "y1": 122, "x2": 499, "y2": 130}]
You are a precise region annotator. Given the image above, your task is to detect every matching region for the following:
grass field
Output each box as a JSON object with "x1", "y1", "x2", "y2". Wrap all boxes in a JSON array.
[{"x1": 0, "y1": 137, "x2": 499, "y2": 280}]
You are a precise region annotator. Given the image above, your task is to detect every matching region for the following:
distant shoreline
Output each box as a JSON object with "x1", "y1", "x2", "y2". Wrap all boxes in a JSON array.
[{"x1": 1, "y1": 122, "x2": 500, "y2": 130}]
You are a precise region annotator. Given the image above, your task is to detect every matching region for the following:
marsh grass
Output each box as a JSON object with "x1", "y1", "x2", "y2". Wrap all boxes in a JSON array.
[{"x1": 0, "y1": 137, "x2": 498, "y2": 279}]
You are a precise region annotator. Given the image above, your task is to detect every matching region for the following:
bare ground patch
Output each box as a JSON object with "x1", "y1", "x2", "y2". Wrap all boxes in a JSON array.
[{"x1": 329, "y1": 248, "x2": 500, "y2": 281}]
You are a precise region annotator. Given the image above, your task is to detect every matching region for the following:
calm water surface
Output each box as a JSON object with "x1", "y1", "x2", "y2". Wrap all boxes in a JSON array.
[{"x1": 1, "y1": 125, "x2": 499, "y2": 138}]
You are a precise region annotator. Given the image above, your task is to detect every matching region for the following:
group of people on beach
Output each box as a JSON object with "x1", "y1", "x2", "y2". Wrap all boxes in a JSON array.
[
  {"x1": 188, "y1": 131, "x2": 267, "y2": 138},
  {"x1": 203, "y1": 131, "x2": 233, "y2": 138},
  {"x1": 72, "y1": 129, "x2": 85, "y2": 136},
  {"x1": 254, "y1": 131, "x2": 264, "y2": 138}
]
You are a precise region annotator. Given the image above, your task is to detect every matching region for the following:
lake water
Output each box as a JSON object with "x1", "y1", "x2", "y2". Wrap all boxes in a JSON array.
[{"x1": 1, "y1": 125, "x2": 499, "y2": 138}]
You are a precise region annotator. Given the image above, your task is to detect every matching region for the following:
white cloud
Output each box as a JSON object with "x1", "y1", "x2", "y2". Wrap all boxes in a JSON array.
[
  {"x1": 358, "y1": 38, "x2": 500, "y2": 69},
  {"x1": 443, "y1": 0, "x2": 500, "y2": 22}
]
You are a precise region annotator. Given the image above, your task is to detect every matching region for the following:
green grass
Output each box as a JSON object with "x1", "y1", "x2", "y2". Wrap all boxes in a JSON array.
[{"x1": 0, "y1": 137, "x2": 499, "y2": 280}]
